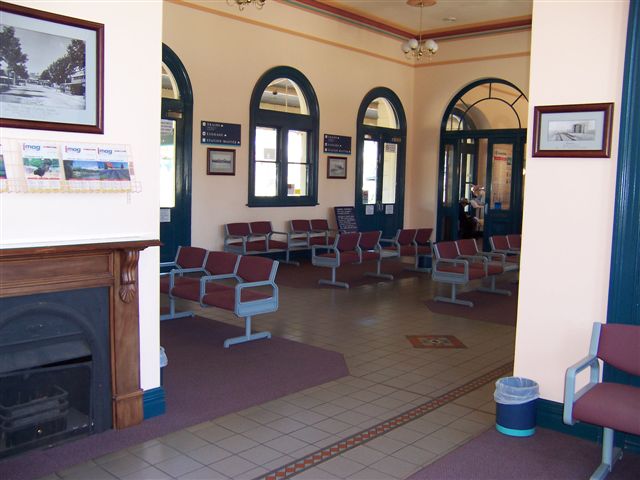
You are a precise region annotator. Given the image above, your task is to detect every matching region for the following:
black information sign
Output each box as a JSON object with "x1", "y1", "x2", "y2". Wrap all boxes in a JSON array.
[
  {"x1": 324, "y1": 134, "x2": 352, "y2": 155},
  {"x1": 334, "y1": 206, "x2": 358, "y2": 233},
  {"x1": 201, "y1": 121, "x2": 241, "y2": 146}
]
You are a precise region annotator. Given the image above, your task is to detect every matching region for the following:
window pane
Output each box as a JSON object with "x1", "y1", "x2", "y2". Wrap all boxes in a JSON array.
[
  {"x1": 363, "y1": 97, "x2": 398, "y2": 128},
  {"x1": 161, "y1": 64, "x2": 180, "y2": 100},
  {"x1": 490, "y1": 143, "x2": 513, "y2": 210},
  {"x1": 255, "y1": 127, "x2": 278, "y2": 197},
  {"x1": 256, "y1": 127, "x2": 277, "y2": 162},
  {"x1": 287, "y1": 130, "x2": 308, "y2": 196},
  {"x1": 362, "y1": 140, "x2": 377, "y2": 204},
  {"x1": 160, "y1": 119, "x2": 176, "y2": 208},
  {"x1": 260, "y1": 78, "x2": 309, "y2": 115},
  {"x1": 442, "y1": 144, "x2": 454, "y2": 206},
  {"x1": 381, "y1": 143, "x2": 397, "y2": 204},
  {"x1": 255, "y1": 162, "x2": 277, "y2": 197}
]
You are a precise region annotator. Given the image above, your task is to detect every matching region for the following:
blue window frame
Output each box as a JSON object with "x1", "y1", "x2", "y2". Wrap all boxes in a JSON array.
[{"x1": 249, "y1": 66, "x2": 319, "y2": 207}]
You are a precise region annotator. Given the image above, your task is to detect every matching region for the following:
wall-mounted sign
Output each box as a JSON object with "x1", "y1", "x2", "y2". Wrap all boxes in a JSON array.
[
  {"x1": 201, "y1": 121, "x2": 241, "y2": 146},
  {"x1": 323, "y1": 134, "x2": 351, "y2": 155}
]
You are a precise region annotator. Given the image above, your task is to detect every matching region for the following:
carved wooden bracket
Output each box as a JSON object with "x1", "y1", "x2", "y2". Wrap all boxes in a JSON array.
[{"x1": 119, "y1": 249, "x2": 140, "y2": 303}]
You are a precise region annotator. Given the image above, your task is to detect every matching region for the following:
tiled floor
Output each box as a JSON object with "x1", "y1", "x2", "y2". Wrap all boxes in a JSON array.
[{"x1": 38, "y1": 264, "x2": 516, "y2": 480}]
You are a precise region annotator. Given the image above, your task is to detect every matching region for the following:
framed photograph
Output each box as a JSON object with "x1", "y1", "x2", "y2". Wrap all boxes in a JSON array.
[
  {"x1": 327, "y1": 156, "x2": 347, "y2": 179},
  {"x1": 532, "y1": 103, "x2": 613, "y2": 158},
  {"x1": 0, "y1": 2, "x2": 104, "y2": 133},
  {"x1": 207, "y1": 147, "x2": 235, "y2": 175}
]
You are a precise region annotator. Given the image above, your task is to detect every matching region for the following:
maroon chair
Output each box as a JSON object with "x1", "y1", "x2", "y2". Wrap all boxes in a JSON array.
[
  {"x1": 310, "y1": 219, "x2": 335, "y2": 245},
  {"x1": 506, "y1": 233, "x2": 521, "y2": 251},
  {"x1": 170, "y1": 251, "x2": 240, "y2": 303},
  {"x1": 490, "y1": 234, "x2": 520, "y2": 267},
  {"x1": 358, "y1": 230, "x2": 393, "y2": 280},
  {"x1": 224, "y1": 222, "x2": 267, "y2": 254},
  {"x1": 413, "y1": 227, "x2": 433, "y2": 272},
  {"x1": 455, "y1": 238, "x2": 512, "y2": 296},
  {"x1": 160, "y1": 246, "x2": 207, "y2": 320},
  {"x1": 311, "y1": 232, "x2": 361, "y2": 288},
  {"x1": 564, "y1": 323, "x2": 640, "y2": 479},
  {"x1": 431, "y1": 241, "x2": 486, "y2": 307}
]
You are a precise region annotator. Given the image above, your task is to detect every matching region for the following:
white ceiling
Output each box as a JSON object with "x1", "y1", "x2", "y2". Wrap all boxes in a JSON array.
[{"x1": 325, "y1": 0, "x2": 533, "y2": 35}]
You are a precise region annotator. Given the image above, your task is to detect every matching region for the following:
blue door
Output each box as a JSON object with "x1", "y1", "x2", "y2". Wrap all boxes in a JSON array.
[
  {"x1": 355, "y1": 88, "x2": 407, "y2": 238},
  {"x1": 159, "y1": 46, "x2": 193, "y2": 263}
]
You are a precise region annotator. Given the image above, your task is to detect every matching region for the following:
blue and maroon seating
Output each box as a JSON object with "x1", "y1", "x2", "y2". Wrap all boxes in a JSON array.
[
  {"x1": 359, "y1": 230, "x2": 396, "y2": 280},
  {"x1": 431, "y1": 240, "x2": 487, "y2": 307},
  {"x1": 382, "y1": 227, "x2": 433, "y2": 272},
  {"x1": 224, "y1": 221, "x2": 306, "y2": 264},
  {"x1": 160, "y1": 248, "x2": 278, "y2": 348},
  {"x1": 564, "y1": 322, "x2": 640, "y2": 479},
  {"x1": 160, "y1": 246, "x2": 207, "y2": 320},
  {"x1": 455, "y1": 238, "x2": 513, "y2": 296},
  {"x1": 311, "y1": 232, "x2": 361, "y2": 288}
]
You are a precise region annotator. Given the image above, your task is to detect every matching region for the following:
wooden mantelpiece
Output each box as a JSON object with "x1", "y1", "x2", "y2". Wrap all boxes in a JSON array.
[{"x1": 0, "y1": 239, "x2": 160, "y2": 430}]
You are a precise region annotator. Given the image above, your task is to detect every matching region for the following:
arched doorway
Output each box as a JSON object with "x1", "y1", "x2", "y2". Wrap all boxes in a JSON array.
[
  {"x1": 355, "y1": 88, "x2": 407, "y2": 237},
  {"x1": 437, "y1": 78, "x2": 528, "y2": 249},
  {"x1": 160, "y1": 45, "x2": 193, "y2": 263}
]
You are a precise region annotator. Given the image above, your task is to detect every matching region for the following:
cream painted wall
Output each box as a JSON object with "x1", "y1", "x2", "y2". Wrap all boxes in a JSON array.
[
  {"x1": 0, "y1": 1, "x2": 163, "y2": 390},
  {"x1": 409, "y1": 30, "x2": 531, "y2": 229},
  {"x1": 163, "y1": 1, "x2": 414, "y2": 250},
  {"x1": 514, "y1": 0, "x2": 628, "y2": 402}
]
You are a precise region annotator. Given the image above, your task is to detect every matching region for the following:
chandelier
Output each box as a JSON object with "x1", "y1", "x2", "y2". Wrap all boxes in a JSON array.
[
  {"x1": 401, "y1": 0, "x2": 439, "y2": 61},
  {"x1": 227, "y1": 0, "x2": 266, "y2": 10}
]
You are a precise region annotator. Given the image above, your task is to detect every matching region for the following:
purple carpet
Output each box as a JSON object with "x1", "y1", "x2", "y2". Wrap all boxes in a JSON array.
[
  {"x1": 408, "y1": 427, "x2": 640, "y2": 480},
  {"x1": 425, "y1": 284, "x2": 518, "y2": 326},
  {"x1": 276, "y1": 258, "x2": 423, "y2": 289},
  {"x1": 0, "y1": 317, "x2": 348, "y2": 480}
]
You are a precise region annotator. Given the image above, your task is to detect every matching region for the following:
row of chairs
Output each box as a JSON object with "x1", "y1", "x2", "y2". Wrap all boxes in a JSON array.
[
  {"x1": 160, "y1": 246, "x2": 278, "y2": 348},
  {"x1": 224, "y1": 220, "x2": 334, "y2": 264},
  {"x1": 431, "y1": 238, "x2": 519, "y2": 307}
]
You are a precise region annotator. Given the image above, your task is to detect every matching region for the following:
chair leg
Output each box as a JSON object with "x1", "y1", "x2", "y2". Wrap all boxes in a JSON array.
[
  {"x1": 478, "y1": 275, "x2": 512, "y2": 296},
  {"x1": 160, "y1": 296, "x2": 194, "y2": 321},
  {"x1": 223, "y1": 315, "x2": 271, "y2": 348},
  {"x1": 590, "y1": 428, "x2": 623, "y2": 480},
  {"x1": 364, "y1": 259, "x2": 394, "y2": 280},
  {"x1": 434, "y1": 283, "x2": 474, "y2": 307},
  {"x1": 318, "y1": 266, "x2": 349, "y2": 288}
]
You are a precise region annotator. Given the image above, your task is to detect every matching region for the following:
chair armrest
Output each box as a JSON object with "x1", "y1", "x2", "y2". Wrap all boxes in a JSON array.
[
  {"x1": 235, "y1": 280, "x2": 277, "y2": 302},
  {"x1": 379, "y1": 238, "x2": 396, "y2": 245},
  {"x1": 311, "y1": 244, "x2": 336, "y2": 256},
  {"x1": 160, "y1": 261, "x2": 177, "y2": 268},
  {"x1": 434, "y1": 257, "x2": 469, "y2": 275},
  {"x1": 563, "y1": 354, "x2": 600, "y2": 425},
  {"x1": 167, "y1": 267, "x2": 205, "y2": 289},
  {"x1": 199, "y1": 273, "x2": 238, "y2": 299}
]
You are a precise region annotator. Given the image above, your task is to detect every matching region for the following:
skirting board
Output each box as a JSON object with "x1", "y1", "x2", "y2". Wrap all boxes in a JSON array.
[
  {"x1": 537, "y1": 398, "x2": 639, "y2": 454},
  {"x1": 143, "y1": 387, "x2": 166, "y2": 419}
]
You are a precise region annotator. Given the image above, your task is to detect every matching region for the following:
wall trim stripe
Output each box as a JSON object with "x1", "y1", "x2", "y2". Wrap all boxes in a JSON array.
[{"x1": 143, "y1": 387, "x2": 166, "y2": 419}]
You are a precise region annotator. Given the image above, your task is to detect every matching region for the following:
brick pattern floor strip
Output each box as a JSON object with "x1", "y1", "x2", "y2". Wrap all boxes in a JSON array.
[{"x1": 258, "y1": 362, "x2": 514, "y2": 480}]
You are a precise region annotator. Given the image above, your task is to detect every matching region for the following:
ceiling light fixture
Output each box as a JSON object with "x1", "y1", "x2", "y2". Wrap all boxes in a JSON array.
[
  {"x1": 227, "y1": 0, "x2": 266, "y2": 11},
  {"x1": 402, "y1": 0, "x2": 439, "y2": 62}
]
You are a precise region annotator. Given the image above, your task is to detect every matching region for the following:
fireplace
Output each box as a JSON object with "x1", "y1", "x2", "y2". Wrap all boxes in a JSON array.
[
  {"x1": 0, "y1": 240, "x2": 158, "y2": 458},
  {"x1": 0, "y1": 288, "x2": 111, "y2": 458}
]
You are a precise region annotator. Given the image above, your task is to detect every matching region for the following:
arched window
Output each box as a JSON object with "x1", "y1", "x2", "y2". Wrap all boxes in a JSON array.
[{"x1": 249, "y1": 67, "x2": 319, "y2": 207}]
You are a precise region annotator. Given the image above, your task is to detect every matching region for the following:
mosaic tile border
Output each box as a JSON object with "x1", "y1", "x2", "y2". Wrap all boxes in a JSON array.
[
  {"x1": 259, "y1": 362, "x2": 513, "y2": 480},
  {"x1": 406, "y1": 334, "x2": 467, "y2": 349}
]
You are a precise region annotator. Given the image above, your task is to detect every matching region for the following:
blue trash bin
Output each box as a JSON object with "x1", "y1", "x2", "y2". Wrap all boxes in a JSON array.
[{"x1": 494, "y1": 376, "x2": 539, "y2": 437}]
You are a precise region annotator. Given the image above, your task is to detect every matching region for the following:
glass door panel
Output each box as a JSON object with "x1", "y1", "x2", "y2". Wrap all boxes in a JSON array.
[
  {"x1": 362, "y1": 139, "x2": 377, "y2": 205},
  {"x1": 490, "y1": 143, "x2": 513, "y2": 210},
  {"x1": 381, "y1": 142, "x2": 397, "y2": 204},
  {"x1": 160, "y1": 119, "x2": 176, "y2": 209},
  {"x1": 255, "y1": 126, "x2": 278, "y2": 197},
  {"x1": 287, "y1": 130, "x2": 308, "y2": 196}
]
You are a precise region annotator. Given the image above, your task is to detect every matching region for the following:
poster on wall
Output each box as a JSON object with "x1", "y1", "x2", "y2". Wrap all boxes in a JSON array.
[{"x1": 21, "y1": 141, "x2": 61, "y2": 191}]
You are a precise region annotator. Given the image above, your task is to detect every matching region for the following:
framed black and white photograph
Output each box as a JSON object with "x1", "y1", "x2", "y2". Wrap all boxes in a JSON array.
[
  {"x1": 532, "y1": 103, "x2": 613, "y2": 158},
  {"x1": 327, "y1": 156, "x2": 347, "y2": 179},
  {"x1": 0, "y1": 2, "x2": 104, "y2": 133},
  {"x1": 207, "y1": 147, "x2": 235, "y2": 175}
]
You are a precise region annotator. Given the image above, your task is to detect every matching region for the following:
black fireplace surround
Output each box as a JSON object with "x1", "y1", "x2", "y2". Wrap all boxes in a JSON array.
[{"x1": 0, "y1": 288, "x2": 111, "y2": 458}]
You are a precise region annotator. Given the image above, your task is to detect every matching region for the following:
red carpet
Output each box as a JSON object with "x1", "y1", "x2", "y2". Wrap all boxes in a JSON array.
[
  {"x1": 0, "y1": 317, "x2": 348, "y2": 480},
  {"x1": 425, "y1": 284, "x2": 519, "y2": 326},
  {"x1": 276, "y1": 258, "x2": 424, "y2": 288},
  {"x1": 408, "y1": 427, "x2": 640, "y2": 479}
]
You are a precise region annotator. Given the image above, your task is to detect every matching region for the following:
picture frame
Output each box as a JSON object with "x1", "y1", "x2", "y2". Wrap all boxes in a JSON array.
[
  {"x1": 532, "y1": 103, "x2": 613, "y2": 158},
  {"x1": 207, "y1": 147, "x2": 235, "y2": 175},
  {"x1": 327, "y1": 156, "x2": 347, "y2": 179},
  {"x1": 0, "y1": 2, "x2": 104, "y2": 133}
]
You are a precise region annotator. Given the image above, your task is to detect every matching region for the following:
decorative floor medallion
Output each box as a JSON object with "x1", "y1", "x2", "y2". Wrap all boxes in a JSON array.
[{"x1": 406, "y1": 334, "x2": 467, "y2": 349}]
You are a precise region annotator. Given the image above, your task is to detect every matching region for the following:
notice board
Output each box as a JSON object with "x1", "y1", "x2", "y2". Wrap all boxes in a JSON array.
[{"x1": 334, "y1": 206, "x2": 358, "y2": 233}]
